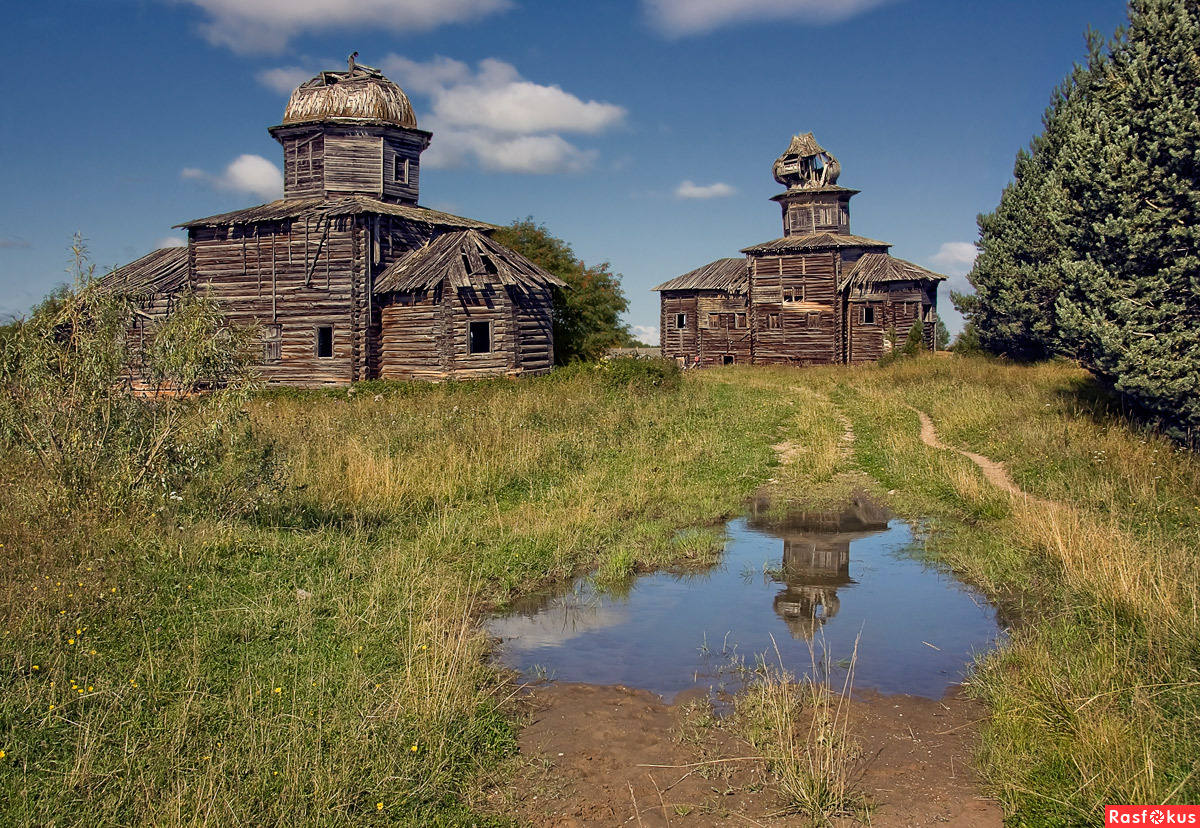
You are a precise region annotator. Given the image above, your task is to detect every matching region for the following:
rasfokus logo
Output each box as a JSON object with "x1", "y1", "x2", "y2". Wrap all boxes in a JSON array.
[{"x1": 1107, "y1": 807, "x2": 1200, "y2": 826}]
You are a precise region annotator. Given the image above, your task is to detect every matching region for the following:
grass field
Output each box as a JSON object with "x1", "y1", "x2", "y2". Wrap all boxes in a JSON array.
[{"x1": 2, "y1": 356, "x2": 1197, "y2": 824}]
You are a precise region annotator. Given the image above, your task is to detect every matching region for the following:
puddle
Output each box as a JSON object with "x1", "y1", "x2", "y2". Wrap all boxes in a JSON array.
[{"x1": 486, "y1": 496, "x2": 1005, "y2": 701}]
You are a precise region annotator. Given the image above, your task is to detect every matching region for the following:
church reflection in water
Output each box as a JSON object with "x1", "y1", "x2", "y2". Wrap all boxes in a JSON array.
[{"x1": 748, "y1": 493, "x2": 891, "y2": 641}]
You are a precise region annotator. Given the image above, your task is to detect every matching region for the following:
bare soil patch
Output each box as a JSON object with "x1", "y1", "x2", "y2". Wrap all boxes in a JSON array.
[{"x1": 510, "y1": 683, "x2": 1001, "y2": 827}]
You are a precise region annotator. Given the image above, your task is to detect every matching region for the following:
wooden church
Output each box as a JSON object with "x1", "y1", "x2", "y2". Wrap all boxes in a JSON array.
[
  {"x1": 655, "y1": 133, "x2": 946, "y2": 366},
  {"x1": 100, "y1": 57, "x2": 563, "y2": 384}
]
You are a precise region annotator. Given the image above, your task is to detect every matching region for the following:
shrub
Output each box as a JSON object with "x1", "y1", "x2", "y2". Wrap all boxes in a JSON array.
[{"x1": 0, "y1": 241, "x2": 263, "y2": 511}]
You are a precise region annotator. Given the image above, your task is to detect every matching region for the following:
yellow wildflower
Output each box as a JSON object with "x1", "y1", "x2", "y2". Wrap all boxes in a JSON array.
[
  {"x1": 376, "y1": 803, "x2": 383, "y2": 811},
  {"x1": 0, "y1": 750, "x2": 6, "y2": 759},
  {"x1": 68, "y1": 638, "x2": 75, "y2": 645},
  {"x1": 410, "y1": 744, "x2": 418, "y2": 753},
  {"x1": 273, "y1": 687, "x2": 282, "y2": 694}
]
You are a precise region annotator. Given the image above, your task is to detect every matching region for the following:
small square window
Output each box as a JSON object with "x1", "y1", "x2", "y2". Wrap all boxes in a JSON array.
[
  {"x1": 767, "y1": 313, "x2": 781, "y2": 329},
  {"x1": 675, "y1": 313, "x2": 687, "y2": 329},
  {"x1": 862, "y1": 306, "x2": 875, "y2": 325},
  {"x1": 735, "y1": 313, "x2": 748, "y2": 329},
  {"x1": 315, "y1": 325, "x2": 333, "y2": 358},
  {"x1": 708, "y1": 313, "x2": 722, "y2": 328},
  {"x1": 808, "y1": 312, "x2": 821, "y2": 327},
  {"x1": 394, "y1": 156, "x2": 409, "y2": 184},
  {"x1": 469, "y1": 320, "x2": 491, "y2": 354},
  {"x1": 722, "y1": 355, "x2": 735, "y2": 366}
]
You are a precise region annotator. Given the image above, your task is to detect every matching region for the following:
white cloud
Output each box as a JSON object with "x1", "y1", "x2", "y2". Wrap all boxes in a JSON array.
[
  {"x1": 156, "y1": 236, "x2": 187, "y2": 249},
  {"x1": 382, "y1": 55, "x2": 625, "y2": 174},
  {"x1": 170, "y1": 0, "x2": 513, "y2": 54},
  {"x1": 675, "y1": 180, "x2": 736, "y2": 199},
  {"x1": 182, "y1": 154, "x2": 284, "y2": 201},
  {"x1": 631, "y1": 325, "x2": 660, "y2": 345},
  {"x1": 645, "y1": 0, "x2": 895, "y2": 36},
  {"x1": 930, "y1": 241, "x2": 978, "y2": 277},
  {"x1": 256, "y1": 66, "x2": 314, "y2": 95}
]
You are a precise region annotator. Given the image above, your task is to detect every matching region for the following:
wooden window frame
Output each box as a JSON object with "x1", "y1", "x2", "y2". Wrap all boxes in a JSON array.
[
  {"x1": 394, "y1": 155, "x2": 409, "y2": 184},
  {"x1": 766, "y1": 313, "x2": 781, "y2": 330},
  {"x1": 675, "y1": 313, "x2": 687, "y2": 330},
  {"x1": 314, "y1": 325, "x2": 334, "y2": 358},
  {"x1": 263, "y1": 323, "x2": 282, "y2": 363},
  {"x1": 861, "y1": 306, "x2": 876, "y2": 325},
  {"x1": 468, "y1": 320, "x2": 492, "y2": 354},
  {"x1": 708, "y1": 312, "x2": 722, "y2": 329},
  {"x1": 722, "y1": 354, "x2": 735, "y2": 366},
  {"x1": 735, "y1": 313, "x2": 748, "y2": 329}
]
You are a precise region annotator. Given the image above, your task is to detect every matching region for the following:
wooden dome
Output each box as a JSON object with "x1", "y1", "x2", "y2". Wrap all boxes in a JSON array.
[{"x1": 282, "y1": 63, "x2": 417, "y2": 129}]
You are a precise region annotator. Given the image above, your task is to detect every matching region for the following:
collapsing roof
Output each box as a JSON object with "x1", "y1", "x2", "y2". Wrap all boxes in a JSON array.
[
  {"x1": 740, "y1": 232, "x2": 891, "y2": 255},
  {"x1": 653, "y1": 258, "x2": 747, "y2": 292},
  {"x1": 373, "y1": 230, "x2": 566, "y2": 294},
  {"x1": 97, "y1": 246, "x2": 190, "y2": 297},
  {"x1": 839, "y1": 252, "x2": 946, "y2": 291},
  {"x1": 177, "y1": 196, "x2": 496, "y2": 231}
]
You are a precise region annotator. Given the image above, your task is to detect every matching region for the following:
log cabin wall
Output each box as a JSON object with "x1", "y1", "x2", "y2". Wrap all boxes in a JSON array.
[
  {"x1": 514, "y1": 287, "x2": 555, "y2": 373},
  {"x1": 281, "y1": 132, "x2": 325, "y2": 200},
  {"x1": 748, "y1": 252, "x2": 839, "y2": 365},
  {"x1": 381, "y1": 136, "x2": 422, "y2": 205},
  {"x1": 444, "y1": 284, "x2": 515, "y2": 376},
  {"x1": 843, "y1": 282, "x2": 933, "y2": 363},
  {"x1": 324, "y1": 131, "x2": 385, "y2": 199},
  {"x1": 377, "y1": 290, "x2": 440, "y2": 380},
  {"x1": 190, "y1": 217, "x2": 362, "y2": 385},
  {"x1": 777, "y1": 192, "x2": 852, "y2": 237},
  {"x1": 659, "y1": 292, "x2": 700, "y2": 364},
  {"x1": 694, "y1": 291, "x2": 752, "y2": 366}
]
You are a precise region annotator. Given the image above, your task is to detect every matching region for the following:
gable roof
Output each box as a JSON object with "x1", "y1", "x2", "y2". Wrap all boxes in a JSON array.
[
  {"x1": 740, "y1": 232, "x2": 891, "y2": 255},
  {"x1": 373, "y1": 230, "x2": 566, "y2": 294},
  {"x1": 177, "y1": 196, "x2": 495, "y2": 231},
  {"x1": 97, "y1": 247, "x2": 190, "y2": 297},
  {"x1": 839, "y1": 252, "x2": 946, "y2": 290},
  {"x1": 653, "y1": 258, "x2": 747, "y2": 293}
]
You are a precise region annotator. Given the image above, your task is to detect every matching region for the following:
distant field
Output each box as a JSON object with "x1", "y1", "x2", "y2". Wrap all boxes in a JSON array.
[{"x1": 2, "y1": 357, "x2": 1196, "y2": 824}]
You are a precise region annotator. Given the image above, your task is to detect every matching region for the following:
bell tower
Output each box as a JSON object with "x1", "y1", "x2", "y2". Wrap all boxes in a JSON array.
[
  {"x1": 769, "y1": 133, "x2": 859, "y2": 237},
  {"x1": 268, "y1": 55, "x2": 432, "y2": 205}
]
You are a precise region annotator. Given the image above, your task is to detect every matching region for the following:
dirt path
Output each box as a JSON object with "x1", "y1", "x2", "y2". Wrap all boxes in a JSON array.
[
  {"x1": 912, "y1": 409, "x2": 1036, "y2": 500},
  {"x1": 511, "y1": 683, "x2": 1002, "y2": 827}
]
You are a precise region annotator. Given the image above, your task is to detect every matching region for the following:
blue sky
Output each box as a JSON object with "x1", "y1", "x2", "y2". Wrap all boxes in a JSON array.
[{"x1": 0, "y1": 0, "x2": 1130, "y2": 338}]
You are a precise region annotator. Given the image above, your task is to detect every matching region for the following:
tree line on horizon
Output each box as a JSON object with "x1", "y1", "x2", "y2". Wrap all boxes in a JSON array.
[{"x1": 955, "y1": 0, "x2": 1197, "y2": 441}]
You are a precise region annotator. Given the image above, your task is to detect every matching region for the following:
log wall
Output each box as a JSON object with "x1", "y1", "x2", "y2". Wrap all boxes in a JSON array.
[
  {"x1": 282, "y1": 132, "x2": 325, "y2": 200},
  {"x1": 659, "y1": 292, "x2": 700, "y2": 364},
  {"x1": 748, "y1": 253, "x2": 839, "y2": 365},
  {"x1": 844, "y1": 282, "x2": 939, "y2": 363},
  {"x1": 325, "y1": 133, "x2": 384, "y2": 198}
]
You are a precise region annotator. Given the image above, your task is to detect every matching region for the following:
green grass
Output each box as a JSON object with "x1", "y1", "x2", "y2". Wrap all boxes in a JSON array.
[
  {"x1": 2, "y1": 356, "x2": 1197, "y2": 825},
  {"x1": 0, "y1": 366, "x2": 799, "y2": 825}
]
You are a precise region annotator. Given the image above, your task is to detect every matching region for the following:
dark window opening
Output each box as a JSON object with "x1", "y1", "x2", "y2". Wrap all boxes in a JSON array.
[
  {"x1": 394, "y1": 156, "x2": 408, "y2": 184},
  {"x1": 862, "y1": 306, "x2": 875, "y2": 325},
  {"x1": 675, "y1": 313, "x2": 687, "y2": 329},
  {"x1": 316, "y1": 325, "x2": 333, "y2": 358},
  {"x1": 722, "y1": 354, "x2": 735, "y2": 366},
  {"x1": 469, "y1": 321, "x2": 491, "y2": 354}
]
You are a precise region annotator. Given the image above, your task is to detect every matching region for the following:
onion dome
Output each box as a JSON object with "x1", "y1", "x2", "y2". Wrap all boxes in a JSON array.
[
  {"x1": 773, "y1": 132, "x2": 842, "y2": 189},
  {"x1": 282, "y1": 54, "x2": 417, "y2": 128}
]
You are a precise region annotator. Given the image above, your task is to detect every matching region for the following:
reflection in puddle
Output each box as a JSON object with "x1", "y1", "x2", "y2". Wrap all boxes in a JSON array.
[{"x1": 487, "y1": 497, "x2": 1004, "y2": 701}]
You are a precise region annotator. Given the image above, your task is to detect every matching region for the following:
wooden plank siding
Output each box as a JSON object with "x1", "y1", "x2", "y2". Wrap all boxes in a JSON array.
[
  {"x1": 749, "y1": 252, "x2": 839, "y2": 365},
  {"x1": 659, "y1": 292, "x2": 699, "y2": 364}
]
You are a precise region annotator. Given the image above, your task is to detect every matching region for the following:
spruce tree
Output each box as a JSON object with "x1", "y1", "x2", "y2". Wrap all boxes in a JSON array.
[{"x1": 1055, "y1": 0, "x2": 1200, "y2": 438}]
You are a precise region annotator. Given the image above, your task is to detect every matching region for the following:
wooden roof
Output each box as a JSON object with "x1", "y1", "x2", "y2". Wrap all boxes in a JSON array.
[
  {"x1": 839, "y1": 253, "x2": 946, "y2": 290},
  {"x1": 177, "y1": 196, "x2": 496, "y2": 230},
  {"x1": 653, "y1": 258, "x2": 747, "y2": 293},
  {"x1": 97, "y1": 247, "x2": 189, "y2": 297},
  {"x1": 373, "y1": 230, "x2": 566, "y2": 294},
  {"x1": 281, "y1": 65, "x2": 417, "y2": 129},
  {"x1": 740, "y1": 233, "x2": 891, "y2": 254}
]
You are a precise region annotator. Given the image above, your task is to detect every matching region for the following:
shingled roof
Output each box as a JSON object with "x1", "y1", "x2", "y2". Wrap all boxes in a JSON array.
[
  {"x1": 374, "y1": 230, "x2": 565, "y2": 294},
  {"x1": 653, "y1": 258, "x2": 747, "y2": 292},
  {"x1": 97, "y1": 247, "x2": 190, "y2": 297},
  {"x1": 177, "y1": 196, "x2": 495, "y2": 231},
  {"x1": 839, "y1": 253, "x2": 946, "y2": 291},
  {"x1": 740, "y1": 232, "x2": 891, "y2": 255}
]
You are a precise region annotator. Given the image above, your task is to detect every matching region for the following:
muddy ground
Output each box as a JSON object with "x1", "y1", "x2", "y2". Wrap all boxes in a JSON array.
[{"x1": 507, "y1": 682, "x2": 1002, "y2": 827}]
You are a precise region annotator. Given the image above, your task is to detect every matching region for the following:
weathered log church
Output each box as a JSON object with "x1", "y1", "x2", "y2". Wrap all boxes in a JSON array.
[
  {"x1": 101, "y1": 56, "x2": 564, "y2": 384},
  {"x1": 655, "y1": 134, "x2": 946, "y2": 366}
]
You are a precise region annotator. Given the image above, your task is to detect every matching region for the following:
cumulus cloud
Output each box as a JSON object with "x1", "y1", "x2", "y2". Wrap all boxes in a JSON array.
[
  {"x1": 645, "y1": 0, "x2": 895, "y2": 36},
  {"x1": 675, "y1": 180, "x2": 736, "y2": 199},
  {"x1": 156, "y1": 236, "x2": 187, "y2": 249},
  {"x1": 182, "y1": 154, "x2": 284, "y2": 201},
  {"x1": 631, "y1": 325, "x2": 660, "y2": 345},
  {"x1": 930, "y1": 241, "x2": 979, "y2": 276},
  {"x1": 0, "y1": 237, "x2": 31, "y2": 250},
  {"x1": 256, "y1": 65, "x2": 314, "y2": 95},
  {"x1": 381, "y1": 55, "x2": 625, "y2": 174},
  {"x1": 169, "y1": 0, "x2": 513, "y2": 54}
]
